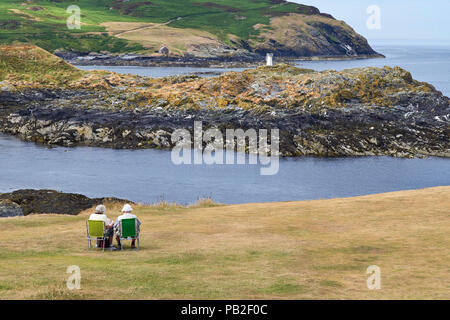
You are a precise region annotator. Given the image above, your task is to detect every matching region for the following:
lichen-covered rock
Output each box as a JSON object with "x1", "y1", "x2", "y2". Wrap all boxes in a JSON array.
[
  {"x1": 0, "y1": 200, "x2": 23, "y2": 218},
  {"x1": 0, "y1": 49, "x2": 448, "y2": 158}
]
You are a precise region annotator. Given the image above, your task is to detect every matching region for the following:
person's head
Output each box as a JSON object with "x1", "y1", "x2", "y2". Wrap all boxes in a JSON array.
[
  {"x1": 95, "y1": 204, "x2": 106, "y2": 215},
  {"x1": 122, "y1": 204, "x2": 133, "y2": 214}
]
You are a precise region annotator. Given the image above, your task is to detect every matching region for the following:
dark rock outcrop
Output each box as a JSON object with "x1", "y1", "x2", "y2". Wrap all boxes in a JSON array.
[
  {"x1": 0, "y1": 200, "x2": 23, "y2": 218},
  {"x1": 0, "y1": 190, "x2": 133, "y2": 216},
  {"x1": 0, "y1": 64, "x2": 448, "y2": 158}
]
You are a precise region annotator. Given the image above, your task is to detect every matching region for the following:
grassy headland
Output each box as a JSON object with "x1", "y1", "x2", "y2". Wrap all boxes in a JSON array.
[
  {"x1": 0, "y1": 44, "x2": 141, "y2": 88},
  {"x1": 0, "y1": 187, "x2": 448, "y2": 299},
  {"x1": 0, "y1": 0, "x2": 376, "y2": 57},
  {"x1": 0, "y1": 44, "x2": 84, "y2": 86}
]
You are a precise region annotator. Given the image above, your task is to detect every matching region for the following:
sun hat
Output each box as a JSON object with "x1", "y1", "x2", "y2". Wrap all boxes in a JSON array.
[
  {"x1": 122, "y1": 204, "x2": 133, "y2": 213},
  {"x1": 95, "y1": 204, "x2": 106, "y2": 214}
]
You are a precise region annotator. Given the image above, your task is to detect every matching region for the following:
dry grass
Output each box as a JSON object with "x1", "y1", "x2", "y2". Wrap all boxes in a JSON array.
[
  {"x1": 0, "y1": 187, "x2": 449, "y2": 300},
  {"x1": 101, "y1": 22, "x2": 221, "y2": 55},
  {"x1": 0, "y1": 44, "x2": 84, "y2": 87}
]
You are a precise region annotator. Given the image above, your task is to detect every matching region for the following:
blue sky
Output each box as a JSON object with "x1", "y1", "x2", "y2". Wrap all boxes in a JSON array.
[{"x1": 293, "y1": 0, "x2": 450, "y2": 44}]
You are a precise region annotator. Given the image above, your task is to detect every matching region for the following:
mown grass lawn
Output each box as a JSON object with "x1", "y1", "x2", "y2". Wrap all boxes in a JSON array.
[{"x1": 0, "y1": 187, "x2": 449, "y2": 299}]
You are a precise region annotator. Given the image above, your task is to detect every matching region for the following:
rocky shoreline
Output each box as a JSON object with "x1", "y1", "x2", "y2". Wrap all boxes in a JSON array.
[
  {"x1": 0, "y1": 84, "x2": 448, "y2": 158},
  {"x1": 58, "y1": 51, "x2": 264, "y2": 68},
  {"x1": 59, "y1": 52, "x2": 385, "y2": 68}
]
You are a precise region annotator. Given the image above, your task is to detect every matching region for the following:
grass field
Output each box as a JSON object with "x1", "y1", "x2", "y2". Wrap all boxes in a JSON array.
[
  {"x1": 0, "y1": 0, "x2": 321, "y2": 53},
  {"x1": 0, "y1": 187, "x2": 449, "y2": 300}
]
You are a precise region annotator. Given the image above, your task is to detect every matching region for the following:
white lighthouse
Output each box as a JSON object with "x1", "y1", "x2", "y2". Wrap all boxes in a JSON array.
[{"x1": 266, "y1": 53, "x2": 273, "y2": 66}]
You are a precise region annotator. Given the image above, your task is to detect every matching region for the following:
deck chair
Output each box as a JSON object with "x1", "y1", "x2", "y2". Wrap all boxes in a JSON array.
[
  {"x1": 118, "y1": 218, "x2": 139, "y2": 251},
  {"x1": 86, "y1": 220, "x2": 107, "y2": 251}
]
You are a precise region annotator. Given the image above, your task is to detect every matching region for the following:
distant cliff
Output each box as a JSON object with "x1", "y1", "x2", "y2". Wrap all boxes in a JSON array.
[{"x1": 1, "y1": 0, "x2": 379, "y2": 61}]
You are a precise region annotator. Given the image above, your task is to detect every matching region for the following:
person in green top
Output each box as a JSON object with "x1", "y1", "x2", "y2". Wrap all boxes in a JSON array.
[{"x1": 114, "y1": 204, "x2": 141, "y2": 249}]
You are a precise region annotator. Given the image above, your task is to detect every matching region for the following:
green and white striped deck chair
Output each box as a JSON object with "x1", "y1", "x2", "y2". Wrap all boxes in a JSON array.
[
  {"x1": 86, "y1": 220, "x2": 107, "y2": 251},
  {"x1": 118, "y1": 218, "x2": 139, "y2": 251}
]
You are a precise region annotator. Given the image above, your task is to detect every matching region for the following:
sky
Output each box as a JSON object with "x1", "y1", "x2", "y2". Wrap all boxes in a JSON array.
[{"x1": 292, "y1": 0, "x2": 450, "y2": 44}]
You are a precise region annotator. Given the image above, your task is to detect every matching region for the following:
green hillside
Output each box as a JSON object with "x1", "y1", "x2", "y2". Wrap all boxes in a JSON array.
[{"x1": 0, "y1": 0, "x2": 375, "y2": 56}]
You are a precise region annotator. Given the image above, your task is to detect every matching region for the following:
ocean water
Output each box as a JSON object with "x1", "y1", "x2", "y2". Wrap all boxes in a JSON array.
[
  {"x1": 1, "y1": 45, "x2": 448, "y2": 204},
  {"x1": 76, "y1": 65, "x2": 247, "y2": 79},
  {"x1": 0, "y1": 134, "x2": 448, "y2": 204}
]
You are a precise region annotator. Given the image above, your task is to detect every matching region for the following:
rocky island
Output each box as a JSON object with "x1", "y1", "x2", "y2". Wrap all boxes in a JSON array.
[{"x1": 0, "y1": 45, "x2": 449, "y2": 158}]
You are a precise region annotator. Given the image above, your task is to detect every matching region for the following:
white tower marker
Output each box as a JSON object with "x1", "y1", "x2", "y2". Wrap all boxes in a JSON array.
[{"x1": 266, "y1": 53, "x2": 273, "y2": 66}]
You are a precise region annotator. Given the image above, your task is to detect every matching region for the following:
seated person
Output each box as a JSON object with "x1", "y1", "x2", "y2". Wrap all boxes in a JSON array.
[
  {"x1": 114, "y1": 204, "x2": 141, "y2": 248},
  {"x1": 89, "y1": 205, "x2": 114, "y2": 248}
]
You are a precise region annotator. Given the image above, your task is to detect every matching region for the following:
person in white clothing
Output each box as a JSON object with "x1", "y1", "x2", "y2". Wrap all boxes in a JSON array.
[
  {"x1": 114, "y1": 204, "x2": 141, "y2": 248},
  {"x1": 89, "y1": 205, "x2": 114, "y2": 247}
]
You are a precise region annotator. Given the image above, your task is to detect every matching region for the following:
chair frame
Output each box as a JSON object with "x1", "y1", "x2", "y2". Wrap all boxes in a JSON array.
[
  {"x1": 118, "y1": 218, "x2": 140, "y2": 251},
  {"x1": 86, "y1": 220, "x2": 107, "y2": 252}
]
